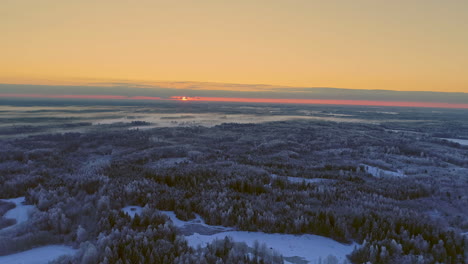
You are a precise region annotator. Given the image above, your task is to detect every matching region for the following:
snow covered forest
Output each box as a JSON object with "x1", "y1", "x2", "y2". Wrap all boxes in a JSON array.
[{"x1": 0, "y1": 102, "x2": 468, "y2": 264}]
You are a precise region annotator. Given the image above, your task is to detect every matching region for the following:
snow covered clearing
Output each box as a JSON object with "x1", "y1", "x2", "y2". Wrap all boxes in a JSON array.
[
  {"x1": 160, "y1": 211, "x2": 233, "y2": 235},
  {"x1": 0, "y1": 245, "x2": 77, "y2": 264},
  {"x1": 187, "y1": 231, "x2": 354, "y2": 264},
  {"x1": 0, "y1": 197, "x2": 34, "y2": 231},
  {"x1": 442, "y1": 138, "x2": 468, "y2": 146},
  {"x1": 121, "y1": 206, "x2": 143, "y2": 219},
  {"x1": 161, "y1": 210, "x2": 355, "y2": 264},
  {"x1": 0, "y1": 198, "x2": 76, "y2": 263},
  {"x1": 270, "y1": 174, "x2": 333, "y2": 184},
  {"x1": 362, "y1": 164, "x2": 406, "y2": 178}
]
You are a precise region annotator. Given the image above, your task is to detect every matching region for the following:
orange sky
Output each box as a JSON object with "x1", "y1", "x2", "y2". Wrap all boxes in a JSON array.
[{"x1": 1, "y1": 0, "x2": 467, "y2": 93}]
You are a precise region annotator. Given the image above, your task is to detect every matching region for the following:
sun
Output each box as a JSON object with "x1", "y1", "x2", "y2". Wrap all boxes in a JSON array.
[{"x1": 170, "y1": 96, "x2": 199, "y2": 101}]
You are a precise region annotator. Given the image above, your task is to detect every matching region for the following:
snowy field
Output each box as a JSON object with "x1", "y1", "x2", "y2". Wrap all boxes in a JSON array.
[
  {"x1": 442, "y1": 138, "x2": 468, "y2": 146},
  {"x1": 123, "y1": 208, "x2": 355, "y2": 263},
  {"x1": 0, "y1": 197, "x2": 34, "y2": 231},
  {"x1": 186, "y1": 231, "x2": 355, "y2": 264},
  {"x1": 270, "y1": 174, "x2": 334, "y2": 184},
  {"x1": 158, "y1": 210, "x2": 355, "y2": 263},
  {"x1": 0, "y1": 197, "x2": 77, "y2": 264},
  {"x1": 0, "y1": 245, "x2": 77, "y2": 264}
]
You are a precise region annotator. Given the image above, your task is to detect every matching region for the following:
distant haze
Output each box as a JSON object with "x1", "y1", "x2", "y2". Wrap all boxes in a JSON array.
[{"x1": 1, "y1": 83, "x2": 467, "y2": 109}]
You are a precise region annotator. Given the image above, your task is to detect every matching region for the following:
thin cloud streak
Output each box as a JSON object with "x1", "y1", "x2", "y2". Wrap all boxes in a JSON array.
[{"x1": 0, "y1": 94, "x2": 161, "y2": 100}]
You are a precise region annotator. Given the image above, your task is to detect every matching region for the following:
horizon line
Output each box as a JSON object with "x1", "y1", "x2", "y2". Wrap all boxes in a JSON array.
[{"x1": 1, "y1": 93, "x2": 468, "y2": 109}]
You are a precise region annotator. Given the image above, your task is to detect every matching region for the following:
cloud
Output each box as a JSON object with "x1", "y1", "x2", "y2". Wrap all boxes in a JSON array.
[
  {"x1": 1, "y1": 82, "x2": 467, "y2": 107},
  {"x1": 0, "y1": 93, "x2": 161, "y2": 101}
]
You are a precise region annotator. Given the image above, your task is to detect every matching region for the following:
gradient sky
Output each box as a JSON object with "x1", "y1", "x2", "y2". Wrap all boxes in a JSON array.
[{"x1": 1, "y1": 0, "x2": 468, "y2": 93}]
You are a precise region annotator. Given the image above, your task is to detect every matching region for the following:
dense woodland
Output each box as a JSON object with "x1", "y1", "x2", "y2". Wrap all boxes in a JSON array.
[{"x1": 1, "y1": 116, "x2": 468, "y2": 263}]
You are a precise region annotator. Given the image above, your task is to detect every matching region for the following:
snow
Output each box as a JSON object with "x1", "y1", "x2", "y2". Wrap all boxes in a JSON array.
[
  {"x1": 362, "y1": 164, "x2": 406, "y2": 178},
  {"x1": 147, "y1": 158, "x2": 190, "y2": 169},
  {"x1": 0, "y1": 198, "x2": 76, "y2": 263},
  {"x1": 160, "y1": 211, "x2": 233, "y2": 235},
  {"x1": 161, "y1": 210, "x2": 355, "y2": 263},
  {"x1": 271, "y1": 174, "x2": 331, "y2": 184},
  {"x1": 123, "y1": 208, "x2": 356, "y2": 262},
  {"x1": 0, "y1": 245, "x2": 77, "y2": 264},
  {"x1": 121, "y1": 206, "x2": 143, "y2": 219},
  {"x1": 385, "y1": 129, "x2": 421, "y2": 134},
  {"x1": 159, "y1": 211, "x2": 188, "y2": 227},
  {"x1": 442, "y1": 138, "x2": 468, "y2": 146},
  {"x1": 0, "y1": 197, "x2": 35, "y2": 230},
  {"x1": 187, "y1": 231, "x2": 355, "y2": 264}
]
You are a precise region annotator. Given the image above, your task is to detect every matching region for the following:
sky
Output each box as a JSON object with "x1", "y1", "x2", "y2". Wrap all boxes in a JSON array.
[{"x1": 1, "y1": 0, "x2": 467, "y2": 107}]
